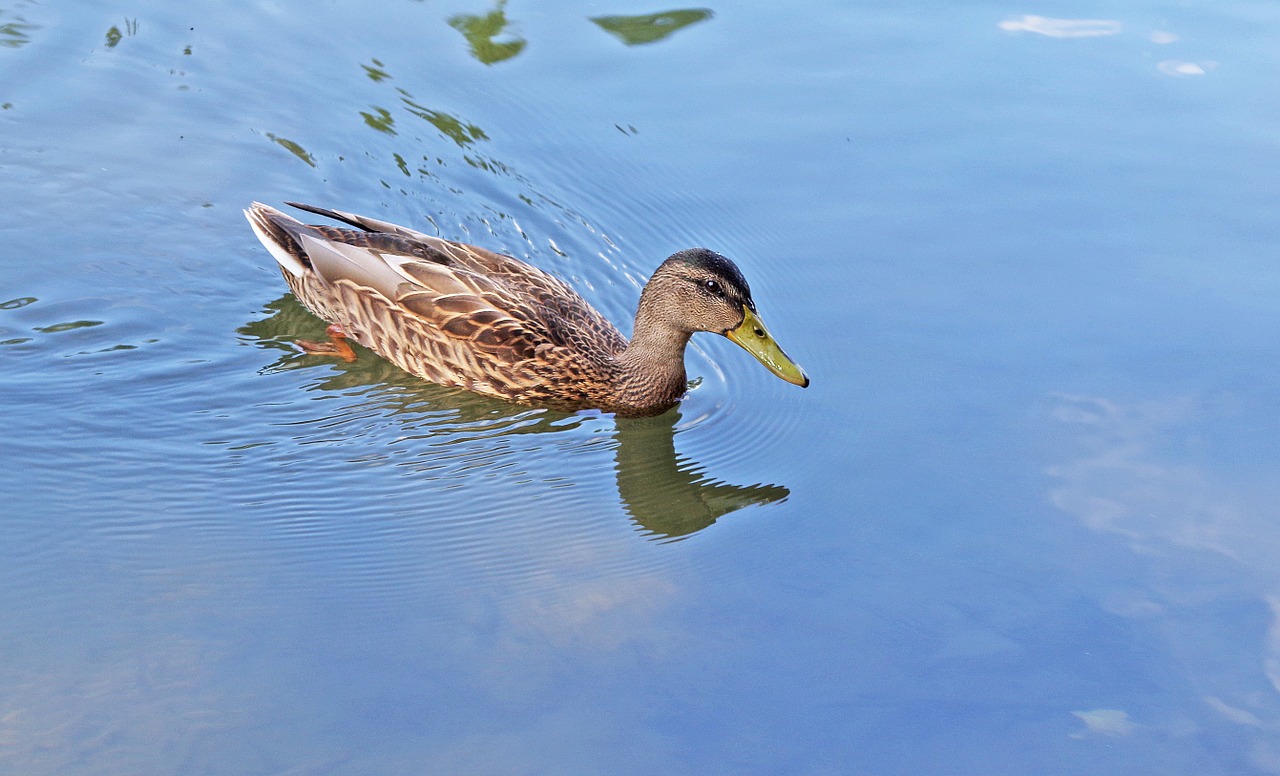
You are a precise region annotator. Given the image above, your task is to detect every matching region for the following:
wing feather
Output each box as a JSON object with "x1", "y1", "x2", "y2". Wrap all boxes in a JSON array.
[{"x1": 246, "y1": 201, "x2": 632, "y2": 408}]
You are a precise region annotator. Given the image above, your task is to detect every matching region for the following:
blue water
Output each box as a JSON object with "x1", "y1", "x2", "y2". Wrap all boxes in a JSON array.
[{"x1": 3, "y1": 1, "x2": 1280, "y2": 773}]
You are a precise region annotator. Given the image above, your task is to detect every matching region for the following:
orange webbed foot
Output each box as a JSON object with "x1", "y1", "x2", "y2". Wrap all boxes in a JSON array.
[{"x1": 296, "y1": 324, "x2": 357, "y2": 363}]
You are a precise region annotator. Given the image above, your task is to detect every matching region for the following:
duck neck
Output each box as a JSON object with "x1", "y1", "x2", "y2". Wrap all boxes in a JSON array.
[{"x1": 613, "y1": 312, "x2": 692, "y2": 414}]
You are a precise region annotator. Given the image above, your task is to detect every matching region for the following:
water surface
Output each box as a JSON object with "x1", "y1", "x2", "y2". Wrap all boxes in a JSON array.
[{"x1": 3, "y1": 1, "x2": 1280, "y2": 773}]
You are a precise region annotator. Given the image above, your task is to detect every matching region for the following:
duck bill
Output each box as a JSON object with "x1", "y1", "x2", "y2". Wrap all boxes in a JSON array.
[{"x1": 725, "y1": 307, "x2": 811, "y2": 387}]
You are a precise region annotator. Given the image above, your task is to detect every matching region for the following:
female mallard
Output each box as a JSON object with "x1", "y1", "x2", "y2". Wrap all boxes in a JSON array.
[{"x1": 245, "y1": 202, "x2": 808, "y2": 417}]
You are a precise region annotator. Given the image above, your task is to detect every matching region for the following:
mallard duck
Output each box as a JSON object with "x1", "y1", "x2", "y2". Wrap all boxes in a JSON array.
[{"x1": 245, "y1": 202, "x2": 808, "y2": 416}]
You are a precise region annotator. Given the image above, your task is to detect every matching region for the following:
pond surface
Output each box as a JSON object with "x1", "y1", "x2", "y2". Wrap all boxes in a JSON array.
[{"x1": 3, "y1": 0, "x2": 1280, "y2": 773}]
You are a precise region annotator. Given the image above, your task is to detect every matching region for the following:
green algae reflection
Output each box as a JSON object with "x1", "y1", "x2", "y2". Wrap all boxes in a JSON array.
[
  {"x1": 104, "y1": 18, "x2": 137, "y2": 49},
  {"x1": 264, "y1": 133, "x2": 317, "y2": 167},
  {"x1": 401, "y1": 96, "x2": 488, "y2": 148},
  {"x1": 361, "y1": 106, "x2": 397, "y2": 135},
  {"x1": 590, "y1": 8, "x2": 713, "y2": 46},
  {"x1": 448, "y1": 0, "x2": 526, "y2": 65},
  {"x1": 0, "y1": 9, "x2": 38, "y2": 48}
]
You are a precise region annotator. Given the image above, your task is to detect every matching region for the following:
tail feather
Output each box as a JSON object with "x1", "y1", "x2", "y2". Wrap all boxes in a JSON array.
[
  {"x1": 244, "y1": 202, "x2": 309, "y2": 277},
  {"x1": 246, "y1": 202, "x2": 431, "y2": 298},
  {"x1": 284, "y1": 201, "x2": 433, "y2": 240}
]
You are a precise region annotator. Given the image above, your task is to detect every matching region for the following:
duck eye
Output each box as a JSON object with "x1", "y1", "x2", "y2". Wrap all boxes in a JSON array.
[{"x1": 702, "y1": 279, "x2": 722, "y2": 296}]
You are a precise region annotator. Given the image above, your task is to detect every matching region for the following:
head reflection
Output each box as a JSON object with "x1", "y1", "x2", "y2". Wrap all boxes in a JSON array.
[{"x1": 613, "y1": 411, "x2": 788, "y2": 540}]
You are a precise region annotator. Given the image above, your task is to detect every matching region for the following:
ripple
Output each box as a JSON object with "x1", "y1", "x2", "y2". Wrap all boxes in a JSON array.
[
  {"x1": 0, "y1": 294, "x2": 172, "y2": 370},
  {"x1": 202, "y1": 361, "x2": 655, "y2": 573},
  {"x1": 186, "y1": 326, "x2": 799, "y2": 610}
]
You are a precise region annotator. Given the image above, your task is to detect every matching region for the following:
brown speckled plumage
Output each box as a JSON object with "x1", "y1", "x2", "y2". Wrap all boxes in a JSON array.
[{"x1": 245, "y1": 201, "x2": 807, "y2": 416}]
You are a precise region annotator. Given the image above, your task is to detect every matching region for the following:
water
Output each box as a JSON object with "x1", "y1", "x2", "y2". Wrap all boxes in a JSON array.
[{"x1": 3, "y1": 1, "x2": 1280, "y2": 773}]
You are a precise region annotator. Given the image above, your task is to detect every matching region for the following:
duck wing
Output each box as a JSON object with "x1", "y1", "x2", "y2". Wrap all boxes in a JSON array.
[{"x1": 245, "y1": 202, "x2": 626, "y2": 364}]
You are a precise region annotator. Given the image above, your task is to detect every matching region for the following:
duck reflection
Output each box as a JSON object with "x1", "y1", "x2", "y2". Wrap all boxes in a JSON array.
[{"x1": 240, "y1": 295, "x2": 789, "y2": 540}]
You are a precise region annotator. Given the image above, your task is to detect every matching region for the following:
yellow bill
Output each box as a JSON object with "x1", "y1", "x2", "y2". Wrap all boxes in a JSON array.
[{"x1": 725, "y1": 307, "x2": 810, "y2": 387}]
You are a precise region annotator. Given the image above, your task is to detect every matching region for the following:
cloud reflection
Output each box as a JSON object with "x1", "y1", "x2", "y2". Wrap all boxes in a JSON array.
[
  {"x1": 998, "y1": 15, "x2": 1121, "y2": 39},
  {"x1": 1157, "y1": 60, "x2": 1214, "y2": 77},
  {"x1": 1047, "y1": 393, "x2": 1280, "y2": 761},
  {"x1": 1071, "y1": 708, "x2": 1138, "y2": 738},
  {"x1": 998, "y1": 15, "x2": 1214, "y2": 78},
  {"x1": 1046, "y1": 394, "x2": 1254, "y2": 558}
]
